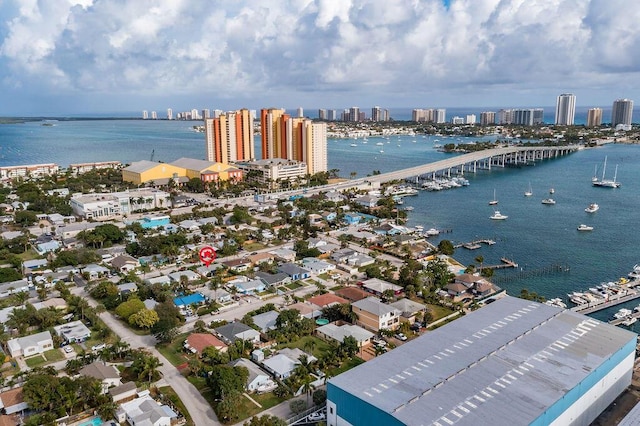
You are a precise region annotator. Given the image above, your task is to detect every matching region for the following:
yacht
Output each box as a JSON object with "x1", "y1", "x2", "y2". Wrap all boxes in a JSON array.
[
  {"x1": 524, "y1": 182, "x2": 533, "y2": 197},
  {"x1": 544, "y1": 298, "x2": 567, "y2": 309},
  {"x1": 490, "y1": 211, "x2": 508, "y2": 220},
  {"x1": 585, "y1": 203, "x2": 599, "y2": 213},
  {"x1": 628, "y1": 264, "x2": 640, "y2": 280},
  {"x1": 376, "y1": 142, "x2": 384, "y2": 146},
  {"x1": 592, "y1": 156, "x2": 621, "y2": 188},
  {"x1": 613, "y1": 308, "x2": 633, "y2": 320},
  {"x1": 425, "y1": 228, "x2": 440, "y2": 236},
  {"x1": 549, "y1": 188, "x2": 555, "y2": 194},
  {"x1": 541, "y1": 198, "x2": 556, "y2": 205},
  {"x1": 350, "y1": 143, "x2": 358, "y2": 147},
  {"x1": 622, "y1": 316, "x2": 637, "y2": 326},
  {"x1": 489, "y1": 189, "x2": 498, "y2": 206},
  {"x1": 577, "y1": 224, "x2": 594, "y2": 231}
]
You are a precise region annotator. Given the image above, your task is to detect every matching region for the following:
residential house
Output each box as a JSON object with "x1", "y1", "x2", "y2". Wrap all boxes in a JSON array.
[
  {"x1": 0, "y1": 280, "x2": 30, "y2": 299},
  {"x1": 7, "y1": 331, "x2": 53, "y2": 358},
  {"x1": 346, "y1": 253, "x2": 375, "y2": 268},
  {"x1": 287, "y1": 302, "x2": 323, "y2": 319},
  {"x1": 117, "y1": 282, "x2": 138, "y2": 296},
  {"x1": 221, "y1": 258, "x2": 252, "y2": 273},
  {"x1": 252, "y1": 311, "x2": 279, "y2": 332},
  {"x1": 230, "y1": 358, "x2": 277, "y2": 394},
  {"x1": 168, "y1": 270, "x2": 200, "y2": 283},
  {"x1": 308, "y1": 214, "x2": 323, "y2": 227},
  {"x1": 255, "y1": 271, "x2": 291, "y2": 288},
  {"x1": 0, "y1": 387, "x2": 28, "y2": 417},
  {"x1": 301, "y1": 258, "x2": 336, "y2": 274},
  {"x1": 334, "y1": 287, "x2": 370, "y2": 302},
  {"x1": 308, "y1": 293, "x2": 349, "y2": 308},
  {"x1": 22, "y1": 259, "x2": 48, "y2": 271},
  {"x1": 184, "y1": 333, "x2": 228, "y2": 355},
  {"x1": 109, "y1": 382, "x2": 138, "y2": 404},
  {"x1": 269, "y1": 248, "x2": 297, "y2": 263},
  {"x1": 355, "y1": 195, "x2": 379, "y2": 208},
  {"x1": 321, "y1": 211, "x2": 337, "y2": 222},
  {"x1": 83, "y1": 264, "x2": 110, "y2": 280},
  {"x1": 390, "y1": 298, "x2": 426, "y2": 324},
  {"x1": 325, "y1": 192, "x2": 347, "y2": 203},
  {"x1": 247, "y1": 252, "x2": 275, "y2": 265},
  {"x1": 214, "y1": 322, "x2": 261, "y2": 345},
  {"x1": 111, "y1": 255, "x2": 139, "y2": 273},
  {"x1": 262, "y1": 348, "x2": 317, "y2": 380},
  {"x1": 342, "y1": 213, "x2": 363, "y2": 225},
  {"x1": 35, "y1": 240, "x2": 60, "y2": 255},
  {"x1": 145, "y1": 276, "x2": 171, "y2": 286},
  {"x1": 54, "y1": 320, "x2": 92, "y2": 343},
  {"x1": 79, "y1": 361, "x2": 122, "y2": 393},
  {"x1": 116, "y1": 395, "x2": 177, "y2": 426},
  {"x1": 360, "y1": 278, "x2": 404, "y2": 297},
  {"x1": 352, "y1": 297, "x2": 401, "y2": 332},
  {"x1": 316, "y1": 323, "x2": 374, "y2": 347},
  {"x1": 228, "y1": 277, "x2": 265, "y2": 295},
  {"x1": 178, "y1": 219, "x2": 201, "y2": 232},
  {"x1": 330, "y1": 248, "x2": 357, "y2": 263},
  {"x1": 278, "y1": 263, "x2": 310, "y2": 281}
]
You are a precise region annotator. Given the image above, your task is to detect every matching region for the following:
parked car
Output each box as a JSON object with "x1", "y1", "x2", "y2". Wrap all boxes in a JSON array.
[
  {"x1": 372, "y1": 337, "x2": 387, "y2": 347},
  {"x1": 92, "y1": 343, "x2": 106, "y2": 351},
  {"x1": 64, "y1": 346, "x2": 73, "y2": 353},
  {"x1": 394, "y1": 332, "x2": 408, "y2": 341},
  {"x1": 308, "y1": 412, "x2": 326, "y2": 421},
  {"x1": 410, "y1": 322, "x2": 422, "y2": 331}
]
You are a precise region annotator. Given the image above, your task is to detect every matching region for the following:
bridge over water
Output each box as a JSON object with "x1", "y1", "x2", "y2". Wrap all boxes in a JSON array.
[{"x1": 362, "y1": 145, "x2": 581, "y2": 185}]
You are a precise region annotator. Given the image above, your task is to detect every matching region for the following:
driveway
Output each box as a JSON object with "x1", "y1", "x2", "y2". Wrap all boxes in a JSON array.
[{"x1": 73, "y1": 287, "x2": 220, "y2": 426}]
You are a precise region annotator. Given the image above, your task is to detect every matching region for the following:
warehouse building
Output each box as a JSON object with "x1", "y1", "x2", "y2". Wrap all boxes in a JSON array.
[{"x1": 327, "y1": 296, "x2": 636, "y2": 426}]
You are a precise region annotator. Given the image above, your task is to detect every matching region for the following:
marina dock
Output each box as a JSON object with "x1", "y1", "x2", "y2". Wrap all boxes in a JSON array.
[
  {"x1": 484, "y1": 257, "x2": 519, "y2": 270},
  {"x1": 571, "y1": 288, "x2": 640, "y2": 315},
  {"x1": 454, "y1": 239, "x2": 496, "y2": 250}
]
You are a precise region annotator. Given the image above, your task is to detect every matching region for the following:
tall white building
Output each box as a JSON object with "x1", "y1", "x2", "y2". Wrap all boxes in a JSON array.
[
  {"x1": 611, "y1": 99, "x2": 634, "y2": 128},
  {"x1": 435, "y1": 109, "x2": 446, "y2": 124},
  {"x1": 296, "y1": 107, "x2": 304, "y2": 118},
  {"x1": 142, "y1": 110, "x2": 148, "y2": 120},
  {"x1": 167, "y1": 108, "x2": 173, "y2": 120},
  {"x1": 555, "y1": 93, "x2": 576, "y2": 125},
  {"x1": 465, "y1": 114, "x2": 476, "y2": 125},
  {"x1": 151, "y1": 111, "x2": 157, "y2": 120}
]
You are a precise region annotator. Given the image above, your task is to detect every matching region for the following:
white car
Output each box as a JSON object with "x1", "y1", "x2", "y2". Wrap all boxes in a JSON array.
[
  {"x1": 92, "y1": 343, "x2": 106, "y2": 351},
  {"x1": 308, "y1": 412, "x2": 326, "y2": 421},
  {"x1": 395, "y1": 333, "x2": 408, "y2": 341},
  {"x1": 63, "y1": 346, "x2": 73, "y2": 353}
]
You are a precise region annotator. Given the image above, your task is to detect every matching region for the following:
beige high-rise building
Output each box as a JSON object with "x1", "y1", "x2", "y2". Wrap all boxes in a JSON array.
[
  {"x1": 260, "y1": 108, "x2": 327, "y2": 175},
  {"x1": 480, "y1": 111, "x2": 496, "y2": 125},
  {"x1": 204, "y1": 109, "x2": 255, "y2": 163},
  {"x1": 587, "y1": 108, "x2": 603, "y2": 127}
]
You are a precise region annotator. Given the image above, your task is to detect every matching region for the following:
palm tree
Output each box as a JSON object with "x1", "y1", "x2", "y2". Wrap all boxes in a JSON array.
[{"x1": 475, "y1": 255, "x2": 484, "y2": 274}]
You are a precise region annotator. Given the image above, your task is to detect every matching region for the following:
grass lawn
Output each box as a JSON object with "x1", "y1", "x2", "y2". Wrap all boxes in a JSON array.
[
  {"x1": 328, "y1": 356, "x2": 365, "y2": 376},
  {"x1": 426, "y1": 304, "x2": 455, "y2": 321},
  {"x1": 285, "y1": 281, "x2": 303, "y2": 290},
  {"x1": 243, "y1": 242, "x2": 266, "y2": 251},
  {"x1": 25, "y1": 355, "x2": 46, "y2": 368},
  {"x1": 156, "y1": 332, "x2": 192, "y2": 367},
  {"x1": 318, "y1": 273, "x2": 330, "y2": 280},
  {"x1": 44, "y1": 348, "x2": 65, "y2": 362},
  {"x1": 17, "y1": 250, "x2": 40, "y2": 261},
  {"x1": 279, "y1": 336, "x2": 331, "y2": 359},
  {"x1": 158, "y1": 385, "x2": 195, "y2": 426},
  {"x1": 252, "y1": 392, "x2": 286, "y2": 409}
]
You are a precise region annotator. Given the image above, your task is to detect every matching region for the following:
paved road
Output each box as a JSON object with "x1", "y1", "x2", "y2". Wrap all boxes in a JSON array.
[{"x1": 72, "y1": 287, "x2": 220, "y2": 426}]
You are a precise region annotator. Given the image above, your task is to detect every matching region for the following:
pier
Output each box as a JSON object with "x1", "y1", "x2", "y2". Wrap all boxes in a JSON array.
[
  {"x1": 454, "y1": 239, "x2": 496, "y2": 250},
  {"x1": 571, "y1": 289, "x2": 640, "y2": 315},
  {"x1": 609, "y1": 310, "x2": 640, "y2": 327},
  {"x1": 485, "y1": 258, "x2": 519, "y2": 270}
]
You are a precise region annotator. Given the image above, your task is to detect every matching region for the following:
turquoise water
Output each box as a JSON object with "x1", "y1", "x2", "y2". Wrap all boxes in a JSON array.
[
  {"x1": 77, "y1": 417, "x2": 102, "y2": 426},
  {"x1": 1, "y1": 119, "x2": 639, "y2": 323}
]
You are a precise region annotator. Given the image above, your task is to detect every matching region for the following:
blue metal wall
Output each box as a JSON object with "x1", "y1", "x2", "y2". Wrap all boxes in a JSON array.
[{"x1": 327, "y1": 382, "x2": 404, "y2": 426}]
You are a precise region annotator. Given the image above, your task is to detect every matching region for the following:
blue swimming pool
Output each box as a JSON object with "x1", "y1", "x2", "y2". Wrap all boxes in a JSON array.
[
  {"x1": 77, "y1": 417, "x2": 102, "y2": 426},
  {"x1": 173, "y1": 292, "x2": 206, "y2": 307}
]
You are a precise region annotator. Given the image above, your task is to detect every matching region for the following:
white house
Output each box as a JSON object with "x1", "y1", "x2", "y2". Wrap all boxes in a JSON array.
[
  {"x1": 79, "y1": 361, "x2": 122, "y2": 394},
  {"x1": 54, "y1": 320, "x2": 92, "y2": 343},
  {"x1": 230, "y1": 358, "x2": 277, "y2": 394},
  {"x1": 7, "y1": 331, "x2": 53, "y2": 358},
  {"x1": 116, "y1": 395, "x2": 177, "y2": 426}
]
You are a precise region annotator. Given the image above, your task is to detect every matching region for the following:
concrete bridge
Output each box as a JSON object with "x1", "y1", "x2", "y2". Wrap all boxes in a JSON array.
[{"x1": 361, "y1": 145, "x2": 581, "y2": 185}]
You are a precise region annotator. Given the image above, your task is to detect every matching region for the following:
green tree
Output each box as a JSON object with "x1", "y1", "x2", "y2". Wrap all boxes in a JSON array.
[
  {"x1": 312, "y1": 389, "x2": 327, "y2": 406},
  {"x1": 437, "y1": 239, "x2": 455, "y2": 255},
  {"x1": 244, "y1": 414, "x2": 287, "y2": 426},
  {"x1": 207, "y1": 365, "x2": 249, "y2": 400},
  {"x1": 115, "y1": 297, "x2": 145, "y2": 320},
  {"x1": 128, "y1": 308, "x2": 160, "y2": 329},
  {"x1": 289, "y1": 399, "x2": 307, "y2": 415},
  {"x1": 15, "y1": 210, "x2": 37, "y2": 226}
]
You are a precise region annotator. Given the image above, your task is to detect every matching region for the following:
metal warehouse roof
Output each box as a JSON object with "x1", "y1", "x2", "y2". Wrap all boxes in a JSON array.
[{"x1": 329, "y1": 295, "x2": 636, "y2": 426}]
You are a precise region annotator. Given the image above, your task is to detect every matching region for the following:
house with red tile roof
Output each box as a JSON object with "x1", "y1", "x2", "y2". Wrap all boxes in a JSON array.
[
  {"x1": 308, "y1": 293, "x2": 349, "y2": 308},
  {"x1": 184, "y1": 333, "x2": 228, "y2": 355}
]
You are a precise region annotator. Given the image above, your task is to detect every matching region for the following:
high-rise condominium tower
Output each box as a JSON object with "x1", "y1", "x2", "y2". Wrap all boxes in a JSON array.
[
  {"x1": 611, "y1": 99, "x2": 634, "y2": 127},
  {"x1": 555, "y1": 94, "x2": 576, "y2": 125},
  {"x1": 260, "y1": 108, "x2": 327, "y2": 174},
  {"x1": 204, "y1": 109, "x2": 255, "y2": 163},
  {"x1": 586, "y1": 108, "x2": 602, "y2": 127}
]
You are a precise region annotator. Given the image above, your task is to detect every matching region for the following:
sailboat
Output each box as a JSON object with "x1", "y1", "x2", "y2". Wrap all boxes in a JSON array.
[
  {"x1": 524, "y1": 182, "x2": 533, "y2": 197},
  {"x1": 592, "y1": 156, "x2": 621, "y2": 188},
  {"x1": 489, "y1": 189, "x2": 498, "y2": 205}
]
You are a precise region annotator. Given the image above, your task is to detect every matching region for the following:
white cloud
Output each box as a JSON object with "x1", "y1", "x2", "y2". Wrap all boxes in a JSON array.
[{"x1": 0, "y1": 0, "x2": 639, "y2": 112}]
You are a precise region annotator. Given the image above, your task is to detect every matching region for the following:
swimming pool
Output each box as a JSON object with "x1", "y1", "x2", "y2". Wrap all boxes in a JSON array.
[{"x1": 77, "y1": 416, "x2": 103, "y2": 426}]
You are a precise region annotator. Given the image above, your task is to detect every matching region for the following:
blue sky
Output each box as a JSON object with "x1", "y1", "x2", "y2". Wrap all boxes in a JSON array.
[{"x1": 0, "y1": 0, "x2": 639, "y2": 115}]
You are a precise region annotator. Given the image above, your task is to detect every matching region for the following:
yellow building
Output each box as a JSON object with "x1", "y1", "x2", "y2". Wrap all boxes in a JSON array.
[
  {"x1": 122, "y1": 158, "x2": 242, "y2": 185},
  {"x1": 122, "y1": 160, "x2": 186, "y2": 185}
]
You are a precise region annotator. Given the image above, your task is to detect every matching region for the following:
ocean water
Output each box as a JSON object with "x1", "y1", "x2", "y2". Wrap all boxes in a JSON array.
[{"x1": 1, "y1": 119, "x2": 639, "y2": 322}]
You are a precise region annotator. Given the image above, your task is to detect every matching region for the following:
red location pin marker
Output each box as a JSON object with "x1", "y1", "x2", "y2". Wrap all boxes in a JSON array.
[{"x1": 199, "y1": 246, "x2": 216, "y2": 267}]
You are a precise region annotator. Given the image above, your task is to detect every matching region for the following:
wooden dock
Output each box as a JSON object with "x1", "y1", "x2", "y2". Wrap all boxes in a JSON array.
[
  {"x1": 485, "y1": 257, "x2": 519, "y2": 270},
  {"x1": 454, "y1": 239, "x2": 496, "y2": 250}
]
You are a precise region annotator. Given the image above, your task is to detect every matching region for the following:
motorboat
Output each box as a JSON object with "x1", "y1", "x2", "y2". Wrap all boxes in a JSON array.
[
  {"x1": 549, "y1": 188, "x2": 555, "y2": 194},
  {"x1": 622, "y1": 316, "x2": 637, "y2": 326},
  {"x1": 425, "y1": 228, "x2": 440, "y2": 236},
  {"x1": 577, "y1": 224, "x2": 593, "y2": 231},
  {"x1": 628, "y1": 264, "x2": 640, "y2": 280},
  {"x1": 490, "y1": 211, "x2": 508, "y2": 220},
  {"x1": 613, "y1": 308, "x2": 633, "y2": 320},
  {"x1": 544, "y1": 298, "x2": 567, "y2": 309},
  {"x1": 541, "y1": 198, "x2": 556, "y2": 205},
  {"x1": 350, "y1": 143, "x2": 357, "y2": 147},
  {"x1": 585, "y1": 203, "x2": 599, "y2": 213},
  {"x1": 376, "y1": 142, "x2": 384, "y2": 146}
]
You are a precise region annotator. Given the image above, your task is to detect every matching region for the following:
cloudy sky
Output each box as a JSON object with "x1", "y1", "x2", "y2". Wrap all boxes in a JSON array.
[{"x1": 0, "y1": 0, "x2": 639, "y2": 115}]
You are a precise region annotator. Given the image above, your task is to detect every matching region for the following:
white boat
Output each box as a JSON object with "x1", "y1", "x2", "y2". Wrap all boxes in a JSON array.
[
  {"x1": 622, "y1": 316, "x2": 637, "y2": 326},
  {"x1": 541, "y1": 198, "x2": 556, "y2": 205},
  {"x1": 489, "y1": 189, "x2": 498, "y2": 206},
  {"x1": 614, "y1": 308, "x2": 633, "y2": 320},
  {"x1": 592, "y1": 156, "x2": 621, "y2": 188},
  {"x1": 425, "y1": 228, "x2": 440, "y2": 236},
  {"x1": 577, "y1": 224, "x2": 593, "y2": 231},
  {"x1": 379, "y1": 149, "x2": 384, "y2": 153},
  {"x1": 403, "y1": 206, "x2": 414, "y2": 211},
  {"x1": 544, "y1": 298, "x2": 567, "y2": 309},
  {"x1": 585, "y1": 203, "x2": 599, "y2": 213},
  {"x1": 350, "y1": 143, "x2": 357, "y2": 147},
  {"x1": 376, "y1": 142, "x2": 384, "y2": 146},
  {"x1": 628, "y1": 264, "x2": 640, "y2": 280},
  {"x1": 524, "y1": 182, "x2": 533, "y2": 197},
  {"x1": 549, "y1": 188, "x2": 555, "y2": 194},
  {"x1": 490, "y1": 211, "x2": 508, "y2": 220}
]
